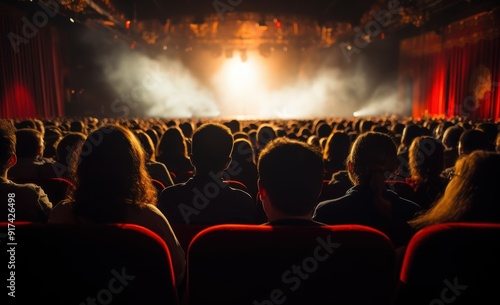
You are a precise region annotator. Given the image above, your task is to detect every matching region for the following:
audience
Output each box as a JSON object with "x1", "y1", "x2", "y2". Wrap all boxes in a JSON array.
[
  {"x1": 5, "y1": 114, "x2": 499, "y2": 302},
  {"x1": 48, "y1": 124, "x2": 186, "y2": 285},
  {"x1": 258, "y1": 137, "x2": 325, "y2": 225},
  {"x1": 313, "y1": 131, "x2": 422, "y2": 248},
  {"x1": 158, "y1": 123, "x2": 256, "y2": 225},
  {"x1": 0, "y1": 120, "x2": 53, "y2": 222}
]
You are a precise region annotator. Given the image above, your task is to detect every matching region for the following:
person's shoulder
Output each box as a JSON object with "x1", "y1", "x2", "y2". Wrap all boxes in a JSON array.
[
  {"x1": 48, "y1": 200, "x2": 74, "y2": 223},
  {"x1": 385, "y1": 189, "x2": 422, "y2": 213},
  {"x1": 4, "y1": 179, "x2": 43, "y2": 195}
]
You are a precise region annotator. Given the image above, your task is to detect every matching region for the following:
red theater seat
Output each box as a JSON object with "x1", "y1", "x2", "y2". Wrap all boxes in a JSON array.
[
  {"x1": 0, "y1": 222, "x2": 180, "y2": 305},
  {"x1": 395, "y1": 222, "x2": 500, "y2": 305},
  {"x1": 186, "y1": 224, "x2": 397, "y2": 305}
]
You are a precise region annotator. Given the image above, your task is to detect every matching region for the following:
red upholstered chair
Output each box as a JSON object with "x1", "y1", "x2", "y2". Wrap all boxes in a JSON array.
[
  {"x1": 0, "y1": 222, "x2": 180, "y2": 305},
  {"x1": 186, "y1": 224, "x2": 397, "y2": 305},
  {"x1": 395, "y1": 222, "x2": 500, "y2": 305}
]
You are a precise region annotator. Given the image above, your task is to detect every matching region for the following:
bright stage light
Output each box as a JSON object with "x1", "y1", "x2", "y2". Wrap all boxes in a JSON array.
[
  {"x1": 212, "y1": 51, "x2": 266, "y2": 118},
  {"x1": 220, "y1": 55, "x2": 260, "y2": 91}
]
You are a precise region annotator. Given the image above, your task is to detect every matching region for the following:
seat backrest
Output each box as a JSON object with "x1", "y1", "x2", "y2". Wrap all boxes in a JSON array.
[
  {"x1": 0, "y1": 222, "x2": 179, "y2": 305},
  {"x1": 396, "y1": 222, "x2": 500, "y2": 305},
  {"x1": 187, "y1": 224, "x2": 396, "y2": 305}
]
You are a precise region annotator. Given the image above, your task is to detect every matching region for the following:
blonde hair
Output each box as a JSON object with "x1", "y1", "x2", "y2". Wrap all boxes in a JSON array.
[{"x1": 409, "y1": 150, "x2": 500, "y2": 229}]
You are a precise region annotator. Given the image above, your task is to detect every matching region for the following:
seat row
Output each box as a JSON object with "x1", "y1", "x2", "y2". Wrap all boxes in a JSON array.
[{"x1": 1, "y1": 222, "x2": 499, "y2": 305}]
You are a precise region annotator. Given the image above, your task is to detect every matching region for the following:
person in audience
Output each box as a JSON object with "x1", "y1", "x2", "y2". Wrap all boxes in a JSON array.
[
  {"x1": 441, "y1": 128, "x2": 491, "y2": 179},
  {"x1": 223, "y1": 138, "x2": 259, "y2": 200},
  {"x1": 407, "y1": 136, "x2": 448, "y2": 210},
  {"x1": 395, "y1": 123, "x2": 425, "y2": 181},
  {"x1": 441, "y1": 125, "x2": 464, "y2": 169},
  {"x1": 475, "y1": 121, "x2": 498, "y2": 151},
  {"x1": 313, "y1": 131, "x2": 422, "y2": 248},
  {"x1": 319, "y1": 131, "x2": 353, "y2": 202},
  {"x1": 8, "y1": 128, "x2": 58, "y2": 180},
  {"x1": 48, "y1": 124, "x2": 186, "y2": 285},
  {"x1": 53, "y1": 131, "x2": 86, "y2": 179},
  {"x1": 409, "y1": 150, "x2": 500, "y2": 229},
  {"x1": 255, "y1": 123, "x2": 277, "y2": 159},
  {"x1": 258, "y1": 137, "x2": 326, "y2": 225},
  {"x1": 135, "y1": 130, "x2": 174, "y2": 189},
  {"x1": 156, "y1": 126, "x2": 194, "y2": 183},
  {"x1": 43, "y1": 126, "x2": 63, "y2": 160},
  {"x1": 0, "y1": 120, "x2": 53, "y2": 222},
  {"x1": 158, "y1": 123, "x2": 256, "y2": 225}
]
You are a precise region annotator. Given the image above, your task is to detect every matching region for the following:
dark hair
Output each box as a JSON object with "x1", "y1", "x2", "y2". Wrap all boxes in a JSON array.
[
  {"x1": 15, "y1": 128, "x2": 43, "y2": 158},
  {"x1": 459, "y1": 129, "x2": 491, "y2": 155},
  {"x1": 191, "y1": 123, "x2": 233, "y2": 173},
  {"x1": 258, "y1": 137, "x2": 324, "y2": 216},
  {"x1": 409, "y1": 136, "x2": 445, "y2": 184},
  {"x1": 323, "y1": 131, "x2": 351, "y2": 172},
  {"x1": 69, "y1": 125, "x2": 157, "y2": 223},
  {"x1": 157, "y1": 126, "x2": 189, "y2": 160}
]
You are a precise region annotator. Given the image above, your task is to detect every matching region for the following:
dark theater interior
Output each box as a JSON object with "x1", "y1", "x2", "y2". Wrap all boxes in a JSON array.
[{"x1": 1, "y1": 0, "x2": 500, "y2": 304}]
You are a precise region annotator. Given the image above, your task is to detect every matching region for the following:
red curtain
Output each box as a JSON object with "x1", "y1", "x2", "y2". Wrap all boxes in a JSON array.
[
  {"x1": 399, "y1": 9, "x2": 500, "y2": 121},
  {"x1": 0, "y1": 2, "x2": 64, "y2": 119}
]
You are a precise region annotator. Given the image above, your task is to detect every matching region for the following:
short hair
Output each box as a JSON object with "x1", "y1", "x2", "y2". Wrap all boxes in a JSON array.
[
  {"x1": 15, "y1": 128, "x2": 43, "y2": 158},
  {"x1": 0, "y1": 120, "x2": 16, "y2": 173},
  {"x1": 442, "y1": 126, "x2": 464, "y2": 149},
  {"x1": 258, "y1": 137, "x2": 324, "y2": 216},
  {"x1": 256, "y1": 124, "x2": 277, "y2": 150},
  {"x1": 191, "y1": 123, "x2": 233, "y2": 173},
  {"x1": 458, "y1": 129, "x2": 490, "y2": 155}
]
